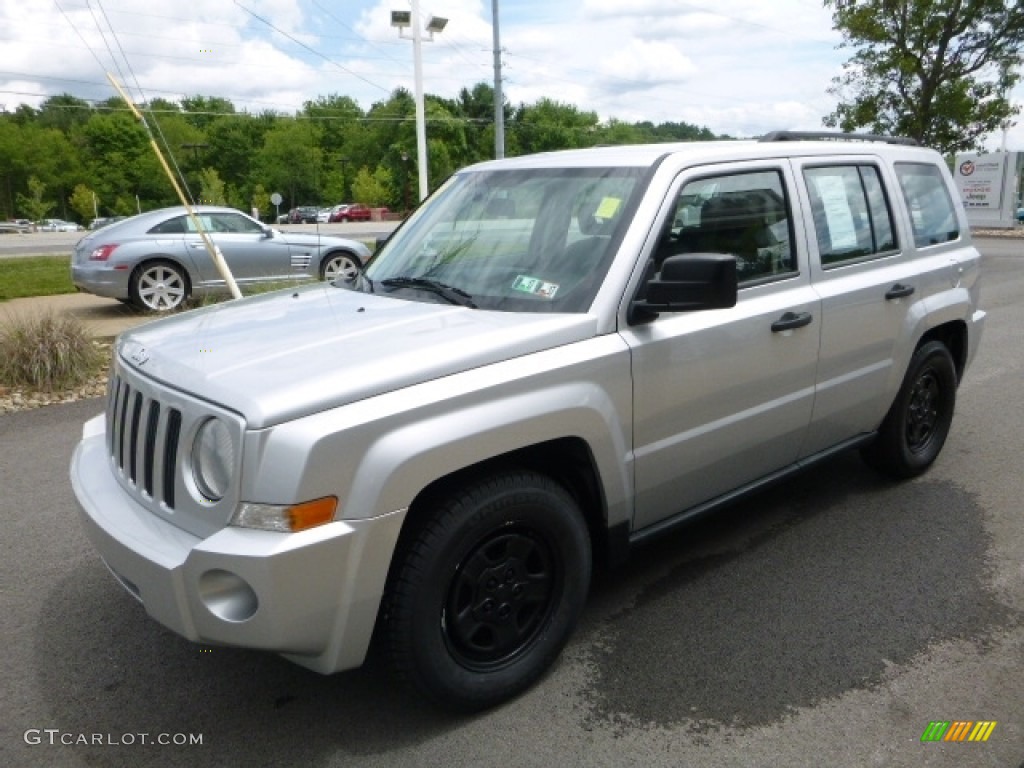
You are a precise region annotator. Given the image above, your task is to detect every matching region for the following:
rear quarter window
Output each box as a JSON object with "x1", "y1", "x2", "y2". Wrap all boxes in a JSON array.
[{"x1": 894, "y1": 163, "x2": 959, "y2": 248}]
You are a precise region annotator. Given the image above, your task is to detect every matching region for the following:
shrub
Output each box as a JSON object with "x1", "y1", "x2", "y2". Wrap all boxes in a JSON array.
[{"x1": 0, "y1": 312, "x2": 103, "y2": 392}]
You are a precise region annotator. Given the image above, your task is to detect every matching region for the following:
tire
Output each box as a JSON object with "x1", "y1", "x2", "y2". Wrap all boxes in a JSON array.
[
  {"x1": 129, "y1": 260, "x2": 189, "y2": 312},
  {"x1": 383, "y1": 471, "x2": 591, "y2": 711},
  {"x1": 861, "y1": 341, "x2": 957, "y2": 479},
  {"x1": 320, "y1": 252, "x2": 360, "y2": 282}
]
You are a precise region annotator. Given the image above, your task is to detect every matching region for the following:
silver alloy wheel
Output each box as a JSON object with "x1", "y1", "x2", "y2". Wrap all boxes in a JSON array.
[
  {"x1": 322, "y1": 253, "x2": 360, "y2": 282},
  {"x1": 133, "y1": 262, "x2": 187, "y2": 311}
]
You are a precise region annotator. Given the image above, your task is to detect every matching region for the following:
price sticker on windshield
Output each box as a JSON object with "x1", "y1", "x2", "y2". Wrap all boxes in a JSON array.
[{"x1": 513, "y1": 275, "x2": 559, "y2": 299}]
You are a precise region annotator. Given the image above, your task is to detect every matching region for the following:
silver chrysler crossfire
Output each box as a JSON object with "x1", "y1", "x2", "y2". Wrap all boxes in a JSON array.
[{"x1": 70, "y1": 205, "x2": 371, "y2": 311}]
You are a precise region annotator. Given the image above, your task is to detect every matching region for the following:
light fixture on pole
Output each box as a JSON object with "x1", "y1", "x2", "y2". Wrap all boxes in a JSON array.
[{"x1": 392, "y1": 2, "x2": 447, "y2": 202}]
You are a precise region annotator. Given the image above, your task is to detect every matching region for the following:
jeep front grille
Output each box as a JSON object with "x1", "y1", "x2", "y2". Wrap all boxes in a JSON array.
[{"x1": 107, "y1": 374, "x2": 182, "y2": 509}]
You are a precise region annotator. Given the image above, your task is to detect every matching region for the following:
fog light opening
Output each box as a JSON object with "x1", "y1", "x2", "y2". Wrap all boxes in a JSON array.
[{"x1": 198, "y1": 569, "x2": 258, "y2": 622}]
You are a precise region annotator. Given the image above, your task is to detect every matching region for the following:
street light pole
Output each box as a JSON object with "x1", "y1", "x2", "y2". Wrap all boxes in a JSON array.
[
  {"x1": 410, "y1": 0, "x2": 429, "y2": 201},
  {"x1": 392, "y1": 3, "x2": 446, "y2": 203},
  {"x1": 492, "y1": 0, "x2": 504, "y2": 159}
]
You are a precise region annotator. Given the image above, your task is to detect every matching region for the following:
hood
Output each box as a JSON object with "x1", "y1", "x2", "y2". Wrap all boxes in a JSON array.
[{"x1": 116, "y1": 284, "x2": 598, "y2": 428}]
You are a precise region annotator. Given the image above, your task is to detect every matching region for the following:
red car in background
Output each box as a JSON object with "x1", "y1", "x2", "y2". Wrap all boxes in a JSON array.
[{"x1": 329, "y1": 203, "x2": 372, "y2": 222}]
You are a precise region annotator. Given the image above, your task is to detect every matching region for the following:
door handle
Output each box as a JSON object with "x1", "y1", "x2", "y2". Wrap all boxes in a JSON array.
[
  {"x1": 771, "y1": 311, "x2": 813, "y2": 333},
  {"x1": 885, "y1": 283, "x2": 915, "y2": 300}
]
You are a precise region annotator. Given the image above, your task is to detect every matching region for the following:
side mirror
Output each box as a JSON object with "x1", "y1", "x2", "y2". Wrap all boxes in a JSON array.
[
  {"x1": 629, "y1": 253, "x2": 737, "y2": 323},
  {"x1": 261, "y1": 227, "x2": 274, "y2": 239}
]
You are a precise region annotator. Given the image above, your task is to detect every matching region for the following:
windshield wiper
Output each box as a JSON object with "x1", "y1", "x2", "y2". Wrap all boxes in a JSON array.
[{"x1": 380, "y1": 276, "x2": 477, "y2": 308}]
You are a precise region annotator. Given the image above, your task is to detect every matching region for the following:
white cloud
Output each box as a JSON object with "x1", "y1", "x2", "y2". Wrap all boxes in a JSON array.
[{"x1": 0, "y1": 0, "x2": 1019, "y2": 151}]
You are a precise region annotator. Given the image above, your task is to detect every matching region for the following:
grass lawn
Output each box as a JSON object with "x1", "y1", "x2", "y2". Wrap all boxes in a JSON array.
[{"x1": 0, "y1": 255, "x2": 75, "y2": 301}]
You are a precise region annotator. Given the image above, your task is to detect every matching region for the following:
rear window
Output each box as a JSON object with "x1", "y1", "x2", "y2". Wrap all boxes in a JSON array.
[{"x1": 804, "y1": 164, "x2": 897, "y2": 267}]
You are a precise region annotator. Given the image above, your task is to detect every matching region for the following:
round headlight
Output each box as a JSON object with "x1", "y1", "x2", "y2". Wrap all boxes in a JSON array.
[{"x1": 193, "y1": 418, "x2": 234, "y2": 501}]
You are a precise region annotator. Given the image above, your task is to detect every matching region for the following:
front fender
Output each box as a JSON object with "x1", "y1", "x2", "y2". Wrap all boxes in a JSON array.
[{"x1": 240, "y1": 334, "x2": 635, "y2": 533}]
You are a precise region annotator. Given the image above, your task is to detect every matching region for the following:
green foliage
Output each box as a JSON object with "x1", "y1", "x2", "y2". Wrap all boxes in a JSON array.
[
  {"x1": 16, "y1": 176, "x2": 54, "y2": 221},
  {"x1": 250, "y1": 183, "x2": 271, "y2": 220},
  {"x1": 351, "y1": 166, "x2": 393, "y2": 208},
  {"x1": 198, "y1": 167, "x2": 227, "y2": 205},
  {"x1": 0, "y1": 83, "x2": 722, "y2": 221},
  {"x1": 824, "y1": 0, "x2": 1024, "y2": 154},
  {"x1": 0, "y1": 311, "x2": 102, "y2": 392},
  {"x1": 0, "y1": 255, "x2": 75, "y2": 300},
  {"x1": 69, "y1": 184, "x2": 97, "y2": 223}
]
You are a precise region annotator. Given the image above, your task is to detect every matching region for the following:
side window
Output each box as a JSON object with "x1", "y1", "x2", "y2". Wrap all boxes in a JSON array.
[
  {"x1": 803, "y1": 165, "x2": 897, "y2": 267},
  {"x1": 657, "y1": 169, "x2": 795, "y2": 284},
  {"x1": 183, "y1": 215, "x2": 216, "y2": 233},
  {"x1": 211, "y1": 213, "x2": 263, "y2": 233},
  {"x1": 148, "y1": 216, "x2": 186, "y2": 234},
  {"x1": 895, "y1": 163, "x2": 959, "y2": 248}
]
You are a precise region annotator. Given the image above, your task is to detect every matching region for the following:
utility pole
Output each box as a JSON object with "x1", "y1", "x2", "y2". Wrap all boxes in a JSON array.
[{"x1": 492, "y1": 0, "x2": 505, "y2": 159}]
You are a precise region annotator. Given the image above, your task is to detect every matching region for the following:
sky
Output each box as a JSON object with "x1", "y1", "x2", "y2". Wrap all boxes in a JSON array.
[{"x1": 1, "y1": 0, "x2": 1022, "y2": 150}]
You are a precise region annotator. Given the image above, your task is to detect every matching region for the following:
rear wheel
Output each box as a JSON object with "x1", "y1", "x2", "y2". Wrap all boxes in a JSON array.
[
  {"x1": 129, "y1": 260, "x2": 189, "y2": 312},
  {"x1": 861, "y1": 341, "x2": 957, "y2": 479},
  {"x1": 321, "y1": 252, "x2": 360, "y2": 282},
  {"x1": 384, "y1": 471, "x2": 591, "y2": 711}
]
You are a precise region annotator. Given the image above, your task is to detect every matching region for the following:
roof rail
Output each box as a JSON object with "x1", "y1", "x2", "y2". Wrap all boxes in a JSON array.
[{"x1": 759, "y1": 130, "x2": 919, "y2": 146}]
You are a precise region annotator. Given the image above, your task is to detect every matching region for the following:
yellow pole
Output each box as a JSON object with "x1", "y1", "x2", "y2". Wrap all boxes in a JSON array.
[{"x1": 106, "y1": 73, "x2": 242, "y2": 300}]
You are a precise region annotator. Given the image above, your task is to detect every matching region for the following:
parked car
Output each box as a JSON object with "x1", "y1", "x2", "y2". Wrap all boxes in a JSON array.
[
  {"x1": 89, "y1": 216, "x2": 126, "y2": 230},
  {"x1": 0, "y1": 219, "x2": 34, "y2": 233},
  {"x1": 39, "y1": 218, "x2": 81, "y2": 232},
  {"x1": 316, "y1": 208, "x2": 332, "y2": 224},
  {"x1": 287, "y1": 206, "x2": 319, "y2": 224},
  {"x1": 330, "y1": 203, "x2": 372, "y2": 222},
  {"x1": 70, "y1": 205, "x2": 371, "y2": 312},
  {"x1": 71, "y1": 133, "x2": 984, "y2": 711}
]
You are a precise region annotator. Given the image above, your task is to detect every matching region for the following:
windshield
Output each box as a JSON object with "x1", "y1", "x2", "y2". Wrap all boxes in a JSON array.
[{"x1": 363, "y1": 166, "x2": 645, "y2": 312}]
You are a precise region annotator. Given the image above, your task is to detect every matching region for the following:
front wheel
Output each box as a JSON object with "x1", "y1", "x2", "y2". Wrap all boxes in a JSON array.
[
  {"x1": 130, "y1": 260, "x2": 189, "y2": 312},
  {"x1": 861, "y1": 341, "x2": 957, "y2": 479},
  {"x1": 383, "y1": 471, "x2": 591, "y2": 711},
  {"x1": 320, "y1": 252, "x2": 360, "y2": 282}
]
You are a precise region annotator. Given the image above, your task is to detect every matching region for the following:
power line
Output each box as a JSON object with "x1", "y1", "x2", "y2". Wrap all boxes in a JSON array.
[{"x1": 233, "y1": 0, "x2": 392, "y2": 95}]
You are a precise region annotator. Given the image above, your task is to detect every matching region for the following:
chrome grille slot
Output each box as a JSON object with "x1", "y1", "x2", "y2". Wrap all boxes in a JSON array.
[
  {"x1": 143, "y1": 400, "x2": 159, "y2": 496},
  {"x1": 163, "y1": 410, "x2": 181, "y2": 509},
  {"x1": 128, "y1": 391, "x2": 143, "y2": 484}
]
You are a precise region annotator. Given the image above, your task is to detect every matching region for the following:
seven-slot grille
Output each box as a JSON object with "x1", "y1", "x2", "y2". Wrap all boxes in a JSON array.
[{"x1": 107, "y1": 373, "x2": 182, "y2": 509}]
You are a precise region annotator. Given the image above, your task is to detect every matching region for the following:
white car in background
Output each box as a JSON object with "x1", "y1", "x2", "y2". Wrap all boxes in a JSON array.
[{"x1": 39, "y1": 218, "x2": 82, "y2": 232}]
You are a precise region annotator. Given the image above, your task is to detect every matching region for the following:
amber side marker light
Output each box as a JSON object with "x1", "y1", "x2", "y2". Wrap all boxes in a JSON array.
[
  {"x1": 231, "y1": 496, "x2": 338, "y2": 532},
  {"x1": 287, "y1": 497, "x2": 337, "y2": 531}
]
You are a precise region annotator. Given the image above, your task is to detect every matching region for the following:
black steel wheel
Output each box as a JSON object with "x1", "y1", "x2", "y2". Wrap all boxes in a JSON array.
[
  {"x1": 862, "y1": 341, "x2": 957, "y2": 479},
  {"x1": 383, "y1": 471, "x2": 591, "y2": 711}
]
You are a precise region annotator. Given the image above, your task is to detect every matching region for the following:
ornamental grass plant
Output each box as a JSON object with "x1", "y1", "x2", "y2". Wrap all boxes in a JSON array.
[{"x1": 0, "y1": 311, "x2": 104, "y2": 392}]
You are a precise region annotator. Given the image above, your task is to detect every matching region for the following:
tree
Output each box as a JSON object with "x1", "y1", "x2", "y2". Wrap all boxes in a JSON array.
[
  {"x1": 253, "y1": 119, "x2": 323, "y2": 206},
  {"x1": 69, "y1": 183, "x2": 98, "y2": 223},
  {"x1": 198, "y1": 168, "x2": 226, "y2": 205},
  {"x1": 351, "y1": 166, "x2": 392, "y2": 208},
  {"x1": 17, "y1": 175, "x2": 54, "y2": 221},
  {"x1": 824, "y1": 0, "x2": 1024, "y2": 154}
]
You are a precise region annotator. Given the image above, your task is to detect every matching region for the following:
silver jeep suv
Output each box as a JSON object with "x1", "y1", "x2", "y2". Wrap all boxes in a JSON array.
[{"x1": 71, "y1": 132, "x2": 985, "y2": 710}]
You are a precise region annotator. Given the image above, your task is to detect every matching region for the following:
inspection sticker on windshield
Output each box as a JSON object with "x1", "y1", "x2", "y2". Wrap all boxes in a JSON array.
[{"x1": 513, "y1": 275, "x2": 559, "y2": 299}]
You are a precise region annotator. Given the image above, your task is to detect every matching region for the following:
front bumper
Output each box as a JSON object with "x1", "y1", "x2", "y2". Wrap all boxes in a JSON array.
[{"x1": 70, "y1": 415, "x2": 405, "y2": 674}]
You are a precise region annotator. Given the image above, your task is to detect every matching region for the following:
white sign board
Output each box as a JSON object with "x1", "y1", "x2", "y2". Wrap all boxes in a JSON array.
[{"x1": 955, "y1": 154, "x2": 1005, "y2": 210}]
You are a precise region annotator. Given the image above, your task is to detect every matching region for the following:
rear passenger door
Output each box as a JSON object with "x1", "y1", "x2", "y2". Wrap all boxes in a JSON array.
[
  {"x1": 793, "y1": 156, "x2": 941, "y2": 455},
  {"x1": 624, "y1": 162, "x2": 821, "y2": 532}
]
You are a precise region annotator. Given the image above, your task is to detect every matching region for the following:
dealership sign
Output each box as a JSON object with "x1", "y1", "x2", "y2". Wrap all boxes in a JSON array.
[{"x1": 955, "y1": 153, "x2": 1006, "y2": 210}]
